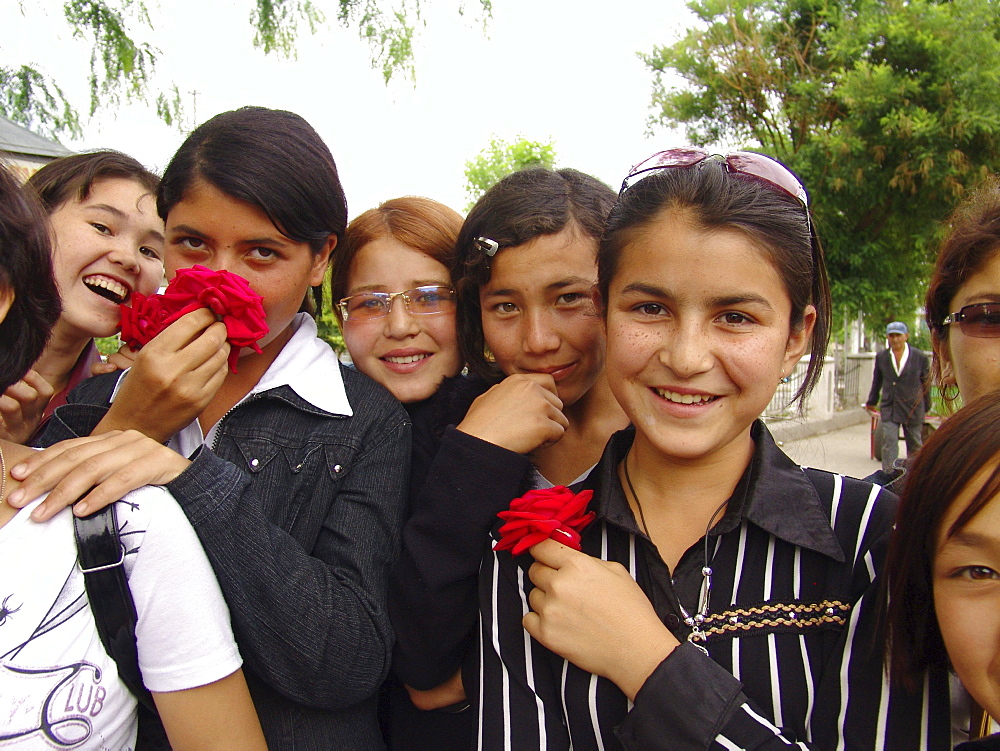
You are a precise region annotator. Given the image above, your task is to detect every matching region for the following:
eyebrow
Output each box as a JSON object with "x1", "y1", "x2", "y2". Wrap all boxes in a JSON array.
[
  {"x1": 348, "y1": 280, "x2": 451, "y2": 294},
  {"x1": 168, "y1": 224, "x2": 289, "y2": 247},
  {"x1": 943, "y1": 529, "x2": 1000, "y2": 550},
  {"x1": 483, "y1": 276, "x2": 595, "y2": 299},
  {"x1": 957, "y1": 292, "x2": 1000, "y2": 305},
  {"x1": 619, "y1": 282, "x2": 775, "y2": 310},
  {"x1": 89, "y1": 203, "x2": 164, "y2": 244}
]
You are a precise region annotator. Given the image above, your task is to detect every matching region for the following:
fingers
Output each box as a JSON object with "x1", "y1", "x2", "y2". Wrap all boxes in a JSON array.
[
  {"x1": 7, "y1": 431, "x2": 190, "y2": 520},
  {"x1": 458, "y1": 375, "x2": 569, "y2": 453},
  {"x1": 528, "y1": 537, "x2": 579, "y2": 568},
  {"x1": 0, "y1": 370, "x2": 54, "y2": 443},
  {"x1": 102, "y1": 344, "x2": 140, "y2": 373}
]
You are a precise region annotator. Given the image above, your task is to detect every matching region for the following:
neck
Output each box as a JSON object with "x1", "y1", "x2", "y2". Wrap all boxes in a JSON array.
[
  {"x1": 198, "y1": 324, "x2": 294, "y2": 435},
  {"x1": 32, "y1": 322, "x2": 92, "y2": 395}
]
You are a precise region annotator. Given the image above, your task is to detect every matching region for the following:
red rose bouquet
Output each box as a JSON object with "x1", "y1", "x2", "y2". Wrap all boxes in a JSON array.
[
  {"x1": 493, "y1": 486, "x2": 595, "y2": 556},
  {"x1": 119, "y1": 265, "x2": 269, "y2": 373}
]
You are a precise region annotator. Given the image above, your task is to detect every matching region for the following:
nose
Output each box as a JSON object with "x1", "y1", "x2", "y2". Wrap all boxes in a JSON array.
[
  {"x1": 659, "y1": 320, "x2": 713, "y2": 378},
  {"x1": 521, "y1": 309, "x2": 561, "y2": 355},
  {"x1": 384, "y1": 295, "x2": 420, "y2": 339},
  {"x1": 107, "y1": 238, "x2": 142, "y2": 274}
]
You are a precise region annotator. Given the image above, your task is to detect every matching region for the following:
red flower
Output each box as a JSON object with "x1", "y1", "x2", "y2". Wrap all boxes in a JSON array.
[
  {"x1": 119, "y1": 266, "x2": 269, "y2": 373},
  {"x1": 493, "y1": 486, "x2": 595, "y2": 556}
]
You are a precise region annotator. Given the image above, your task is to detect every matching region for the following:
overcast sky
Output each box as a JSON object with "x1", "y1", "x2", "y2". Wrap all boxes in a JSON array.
[{"x1": 2, "y1": 0, "x2": 695, "y2": 215}]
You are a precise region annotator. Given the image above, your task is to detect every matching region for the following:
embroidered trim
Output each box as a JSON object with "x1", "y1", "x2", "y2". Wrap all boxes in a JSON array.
[{"x1": 698, "y1": 600, "x2": 852, "y2": 638}]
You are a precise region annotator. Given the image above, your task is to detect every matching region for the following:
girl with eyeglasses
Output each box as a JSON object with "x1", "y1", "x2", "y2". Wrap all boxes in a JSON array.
[
  {"x1": 474, "y1": 149, "x2": 950, "y2": 749},
  {"x1": 925, "y1": 177, "x2": 1000, "y2": 409},
  {"x1": 6, "y1": 107, "x2": 410, "y2": 748},
  {"x1": 884, "y1": 391, "x2": 1000, "y2": 749},
  {"x1": 386, "y1": 168, "x2": 629, "y2": 748}
]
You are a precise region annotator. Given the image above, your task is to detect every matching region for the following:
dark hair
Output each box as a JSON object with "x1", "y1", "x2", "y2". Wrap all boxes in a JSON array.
[
  {"x1": 158, "y1": 106, "x2": 347, "y2": 313},
  {"x1": 26, "y1": 150, "x2": 159, "y2": 215},
  {"x1": 453, "y1": 168, "x2": 616, "y2": 379},
  {"x1": 598, "y1": 158, "x2": 831, "y2": 405},
  {"x1": 925, "y1": 178, "x2": 1000, "y2": 408},
  {"x1": 331, "y1": 196, "x2": 463, "y2": 324},
  {"x1": 883, "y1": 390, "x2": 1000, "y2": 690},
  {"x1": 0, "y1": 163, "x2": 62, "y2": 392}
]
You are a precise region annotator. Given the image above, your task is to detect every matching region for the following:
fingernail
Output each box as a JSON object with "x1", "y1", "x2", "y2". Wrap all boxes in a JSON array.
[
  {"x1": 10, "y1": 463, "x2": 26, "y2": 479},
  {"x1": 74, "y1": 503, "x2": 90, "y2": 517},
  {"x1": 7, "y1": 488, "x2": 23, "y2": 506}
]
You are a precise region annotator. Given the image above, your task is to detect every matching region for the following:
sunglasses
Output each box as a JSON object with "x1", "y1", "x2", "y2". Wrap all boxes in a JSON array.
[
  {"x1": 339, "y1": 285, "x2": 456, "y2": 322},
  {"x1": 621, "y1": 147, "x2": 810, "y2": 223},
  {"x1": 941, "y1": 302, "x2": 1000, "y2": 338}
]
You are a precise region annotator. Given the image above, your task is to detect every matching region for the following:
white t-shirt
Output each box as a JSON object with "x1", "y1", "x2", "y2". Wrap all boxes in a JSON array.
[{"x1": 0, "y1": 486, "x2": 242, "y2": 750}]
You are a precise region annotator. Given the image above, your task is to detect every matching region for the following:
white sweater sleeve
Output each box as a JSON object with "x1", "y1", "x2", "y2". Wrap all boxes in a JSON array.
[{"x1": 120, "y1": 486, "x2": 243, "y2": 693}]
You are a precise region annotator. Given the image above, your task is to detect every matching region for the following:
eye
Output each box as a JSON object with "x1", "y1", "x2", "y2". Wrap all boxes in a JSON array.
[
  {"x1": 248, "y1": 247, "x2": 279, "y2": 261},
  {"x1": 140, "y1": 246, "x2": 162, "y2": 261},
  {"x1": 178, "y1": 237, "x2": 205, "y2": 250},
  {"x1": 632, "y1": 302, "x2": 666, "y2": 316},
  {"x1": 557, "y1": 292, "x2": 586, "y2": 305},
  {"x1": 493, "y1": 301, "x2": 519, "y2": 315},
  {"x1": 91, "y1": 223, "x2": 111, "y2": 235},
  {"x1": 958, "y1": 565, "x2": 1000, "y2": 581},
  {"x1": 719, "y1": 311, "x2": 753, "y2": 326}
]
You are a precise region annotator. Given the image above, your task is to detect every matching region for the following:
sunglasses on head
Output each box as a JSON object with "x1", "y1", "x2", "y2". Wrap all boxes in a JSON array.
[
  {"x1": 941, "y1": 302, "x2": 1000, "y2": 338},
  {"x1": 621, "y1": 147, "x2": 810, "y2": 225}
]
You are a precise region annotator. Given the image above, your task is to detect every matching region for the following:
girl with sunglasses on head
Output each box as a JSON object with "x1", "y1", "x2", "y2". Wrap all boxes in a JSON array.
[
  {"x1": 475, "y1": 148, "x2": 950, "y2": 749},
  {"x1": 0, "y1": 151, "x2": 164, "y2": 445},
  {"x1": 385, "y1": 168, "x2": 628, "y2": 748},
  {"x1": 0, "y1": 163, "x2": 265, "y2": 750},
  {"x1": 7, "y1": 107, "x2": 410, "y2": 749},
  {"x1": 884, "y1": 390, "x2": 1000, "y2": 749},
  {"x1": 926, "y1": 177, "x2": 1000, "y2": 409}
]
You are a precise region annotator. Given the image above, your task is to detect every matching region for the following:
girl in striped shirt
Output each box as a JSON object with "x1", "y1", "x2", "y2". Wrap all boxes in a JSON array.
[{"x1": 476, "y1": 149, "x2": 951, "y2": 749}]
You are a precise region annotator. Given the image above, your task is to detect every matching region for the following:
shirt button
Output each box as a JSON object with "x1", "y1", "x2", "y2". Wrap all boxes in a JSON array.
[{"x1": 666, "y1": 614, "x2": 680, "y2": 629}]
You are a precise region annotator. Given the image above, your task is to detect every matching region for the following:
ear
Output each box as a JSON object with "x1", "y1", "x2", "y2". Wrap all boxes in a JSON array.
[
  {"x1": 0, "y1": 286, "x2": 14, "y2": 326},
  {"x1": 782, "y1": 304, "x2": 816, "y2": 376},
  {"x1": 935, "y1": 340, "x2": 957, "y2": 386},
  {"x1": 308, "y1": 234, "x2": 338, "y2": 288}
]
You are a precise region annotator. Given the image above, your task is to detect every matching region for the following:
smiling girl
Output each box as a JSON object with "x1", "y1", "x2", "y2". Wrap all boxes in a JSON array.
[
  {"x1": 0, "y1": 152, "x2": 163, "y2": 444},
  {"x1": 885, "y1": 391, "x2": 1000, "y2": 749},
  {"x1": 476, "y1": 149, "x2": 949, "y2": 749},
  {"x1": 9, "y1": 107, "x2": 410, "y2": 748}
]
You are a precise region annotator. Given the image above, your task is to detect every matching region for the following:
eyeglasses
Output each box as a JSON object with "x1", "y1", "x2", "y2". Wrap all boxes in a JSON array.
[
  {"x1": 941, "y1": 302, "x2": 1000, "y2": 338},
  {"x1": 621, "y1": 147, "x2": 810, "y2": 216},
  {"x1": 339, "y1": 285, "x2": 456, "y2": 322}
]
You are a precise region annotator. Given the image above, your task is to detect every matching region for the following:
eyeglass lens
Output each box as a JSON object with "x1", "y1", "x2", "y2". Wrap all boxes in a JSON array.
[
  {"x1": 951, "y1": 302, "x2": 1000, "y2": 338},
  {"x1": 342, "y1": 286, "x2": 455, "y2": 321}
]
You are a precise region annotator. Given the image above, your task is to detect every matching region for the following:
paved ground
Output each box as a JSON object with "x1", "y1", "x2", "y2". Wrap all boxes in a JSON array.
[{"x1": 777, "y1": 417, "x2": 913, "y2": 479}]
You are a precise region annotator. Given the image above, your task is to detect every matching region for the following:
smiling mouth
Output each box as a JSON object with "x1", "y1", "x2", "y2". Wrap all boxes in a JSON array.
[
  {"x1": 383, "y1": 354, "x2": 430, "y2": 365},
  {"x1": 655, "y1": 388, "x2": 720, "y2": 405},
  {"x1": 83, "y1": 275, "x2": 130, "y2": 304}
]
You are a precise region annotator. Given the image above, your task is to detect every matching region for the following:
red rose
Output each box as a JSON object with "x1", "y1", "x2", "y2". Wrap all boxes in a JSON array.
[
  {"x1": 118, "y1": 266, "x2": 269, "y2": 373},
  {"x1": 493, "y1": 486, "x2": 595, "y2": 556}
]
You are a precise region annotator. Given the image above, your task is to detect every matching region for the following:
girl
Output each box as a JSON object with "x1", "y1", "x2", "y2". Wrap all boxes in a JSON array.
[
  {"x1": 8, "y1": 107, "x2": 410, "y2": 749},
  {"x1": 925, "y1": 177, "x2": 1000, "y2": 408},
  {"x1": 0, "y1": 151, "x2": 164, "y2": 444},
  {"x1": 476, "y1": 149, "x2": 949, "y2": 749},
  {"x1": 386, "y1": 169, "x2": 626, "y2": 739},
  {"x1": 884, "y1": 391, "x2": 1000, "y2": 749},
  {"x1": 0, "y1": 163, "x2": 264, "y2": 750},
  {"x1": 333, "y1": 196, "x2": 464, "y2": 408}
]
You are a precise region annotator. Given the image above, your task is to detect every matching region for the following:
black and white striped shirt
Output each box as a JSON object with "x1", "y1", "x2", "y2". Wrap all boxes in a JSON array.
[{"x1": 474, "y1": 423, "x2": 952, "y2": 750}]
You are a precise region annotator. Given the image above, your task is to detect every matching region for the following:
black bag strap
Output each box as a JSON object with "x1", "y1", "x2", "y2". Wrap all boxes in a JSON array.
[{"x1": 73, "y1": 504, "x2": 156, "y2": 714}]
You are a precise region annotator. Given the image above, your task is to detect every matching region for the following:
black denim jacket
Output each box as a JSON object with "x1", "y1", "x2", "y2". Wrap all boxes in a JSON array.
[{"x1": 41, "y1": 360, "x2": 411, "y2": 750}]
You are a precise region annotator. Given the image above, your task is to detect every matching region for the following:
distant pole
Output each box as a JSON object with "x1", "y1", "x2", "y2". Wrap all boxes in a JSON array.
[{"x1": 189, "y1": 89, "x2": 200, "y2": 129}]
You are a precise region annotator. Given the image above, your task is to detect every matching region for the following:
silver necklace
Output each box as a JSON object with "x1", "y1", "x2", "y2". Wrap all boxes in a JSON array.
[
  {"x1": 0, "y1": 442, "x2": 6, "y2": 507},
  {"x1": 623, "y1": 448, "x2": 727, "y2": 656}
]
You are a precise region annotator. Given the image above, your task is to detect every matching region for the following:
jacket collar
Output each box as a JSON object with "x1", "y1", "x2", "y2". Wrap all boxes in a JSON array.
[{"x1": 590, "y1": 421, "x2": 845, "y2": 562}]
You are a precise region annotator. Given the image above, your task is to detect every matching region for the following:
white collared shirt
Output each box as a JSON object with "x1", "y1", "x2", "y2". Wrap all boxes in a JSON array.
[{"x1": 891, "y1": 342, "x2": 910, "y2": 376}]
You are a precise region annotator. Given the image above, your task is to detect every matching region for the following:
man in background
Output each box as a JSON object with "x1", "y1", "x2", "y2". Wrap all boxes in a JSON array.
[{"x1": 865, "y1": 321, "x2": 931, "y2": 477}]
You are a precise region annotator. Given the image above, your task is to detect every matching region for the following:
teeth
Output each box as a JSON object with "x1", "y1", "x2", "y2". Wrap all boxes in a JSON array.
[
  {"x1": 384, "y1": 354, "x2": 429, "y2": 364},
  {"x1": 83, "y1": 275, "x2": 128, "y2": 303},
  {"x1": 656, "y1": 388, "x2": 716, "y2": 404}
]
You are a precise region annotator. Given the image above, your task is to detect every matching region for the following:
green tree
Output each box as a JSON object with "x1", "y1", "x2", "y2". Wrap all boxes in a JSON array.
[
  {"x1": 643, "y1": 0, "x2": 1000, "y2": 331},
  {"x1": 463, "y1": 135, "x2": 557, "y2": 210},
  {"x1": 2, "y1": 0, "x2": 491, "y2": 138}
]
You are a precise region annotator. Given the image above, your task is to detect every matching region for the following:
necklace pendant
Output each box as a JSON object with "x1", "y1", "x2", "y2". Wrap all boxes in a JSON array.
[{"x1": 686, "y1": 631, "x2": 709, "y2": 656}]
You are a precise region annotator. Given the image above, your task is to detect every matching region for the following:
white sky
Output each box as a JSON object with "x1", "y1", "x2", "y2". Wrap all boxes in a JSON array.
[{"x1": 2, "y1": 0, "x2": 694, "y2": 215}]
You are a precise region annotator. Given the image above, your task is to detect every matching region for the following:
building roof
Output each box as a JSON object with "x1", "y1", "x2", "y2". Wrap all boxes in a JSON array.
[{"x1": 0, "y1": 115, "x2": 73, "y2": 159}]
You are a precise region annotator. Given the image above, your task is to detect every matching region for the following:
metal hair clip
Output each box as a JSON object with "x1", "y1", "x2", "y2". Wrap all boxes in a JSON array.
[{"x1": 474, "y1": 237, "x2": 500, "y2": 257}]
